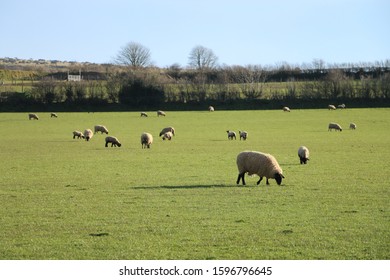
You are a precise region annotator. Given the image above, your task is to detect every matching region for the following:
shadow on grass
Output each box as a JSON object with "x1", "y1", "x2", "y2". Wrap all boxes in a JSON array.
[{"x1": 130, "y1": 184, "x2": 238, "y2": 190}]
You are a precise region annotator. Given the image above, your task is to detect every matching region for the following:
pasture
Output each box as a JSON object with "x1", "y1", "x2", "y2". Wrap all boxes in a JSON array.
[{"x1": 0, "y1": 108, "x2": 389, "y2": 260}]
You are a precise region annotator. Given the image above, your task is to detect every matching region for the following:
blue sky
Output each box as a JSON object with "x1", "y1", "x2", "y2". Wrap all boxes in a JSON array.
[{"x1": 1, "y1": 0, "x2": 389, "y2": 67}]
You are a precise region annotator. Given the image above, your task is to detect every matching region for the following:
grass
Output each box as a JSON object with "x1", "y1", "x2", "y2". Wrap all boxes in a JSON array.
[{"x1": 0, "y1": 108, "x2": 389, "y2": 260}]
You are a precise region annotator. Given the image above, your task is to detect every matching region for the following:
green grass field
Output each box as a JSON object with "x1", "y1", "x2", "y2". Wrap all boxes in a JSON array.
[{"x1": 0, "y1": 108, "x2": 389, "y2": 260}]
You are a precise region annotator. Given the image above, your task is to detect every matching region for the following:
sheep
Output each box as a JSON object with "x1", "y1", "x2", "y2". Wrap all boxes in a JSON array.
[
  {"x1": 84, "y1": 129, "x2": 94, "y2": 141},
  {"x1": 94, "y1": 125, "x2": 109, "y2": 134},
  {"x1": 159, "y1": 126, "x2": 175, "y2": 137},
  {"x1": 141, "y1": 132, "x2": 153, "y2": 149},
  {"x1": 140, "y1": 112, "x2": 148, "y2": 117},
  {"x1": 239, "y1": 130, "x2": 248, "y2": 140},
  {"x1": 298, "y1": 146, "x2": 310, "y2": 164},
  {"x1": 105, "y1": 136, "x2": 121, "y2": 147},
  {"x1": 283, "y1": 106, "x2": 290, "y2": 112},
  {"x1": 208, "y1": 106, "x2": 215, "y2": 112},
  {"x1": 157, "y1": 110, "x2": 166, "y2": 117},
  {"x1": 50, "y1": 112, "x2": 58, "y2": 118},
  {"x1": 28, "y1": 113, "x2": 39, "y2": 120},
  {"x1": 227, "y1": 130, "x2": 236, "y2": 140},
  {"x1": 338, "y1": 103, "x2": 346, "y2": 109},
  {"x1": 72, "y1": 130, "x2": 85, "y2": 139},
  {"x1": 349, "y1": 123, "x2": 357, "y2": 130},
  {"x1": 162, "y1": 131, "x2": 173, "y2": 140},
  {"x1": 236, "y1": 151, "x2": 284, "y2": 186},
  {"x1": 328, "y1": 104, "x2": 336, "y2": 110},
  {"x1": 328, "y1": 122, "x2": 342, "y2": 131}
]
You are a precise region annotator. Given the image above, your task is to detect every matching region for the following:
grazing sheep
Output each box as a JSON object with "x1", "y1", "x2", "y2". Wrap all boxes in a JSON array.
[
  {"x1": 208, "y1": 106, "x2": 215, "y2": 112},
  {"x1": 283, "y1": 106, "x2": 290, "y2": 112},
  {"x1": 337, "y1": 104, "x2": 346, "y2": 109},
  {"x1": 84, "y1": 129, "x2": 94, "y2": 141},
  {"x1": 140, "y1": 112, "x2": 148, "y2": 117},
  {"x1": 28, "y1": 113, "x2": 39, "y2": 120},
  {"x1": 239, "y1": 130, "x2": 248, "y2": 140},
  {"x1": 105, "y1": 136, "x2": 121, "y2": 147},
  {"x1": 50, "y1": 112, "x2": 58, "y2": 118},
  {"x1": 73, "y1": 131, "x2": 85, "y2": 139},
  {"x1": 141, "y1": 132, "x2": 153, "y2": 149},
  {"x1": 236, "y1": 151, "x2": 284, "y2": 186},
  {"x1": 328, "y1": 122, "x2": 342, "y2": 131},
  {"x1": 162, "y1": 131, "x2": 173, "y2": 140},
  {"x1": 227, "y1": 130, "x2": 236, "y2": 140},
  {"x1": 349, "y1": 123, "x2": 357, "y2": 130},
  {"x1": 94, "y1": 125, "x2": 109, "y2": 134},
  {"x1": 328, "y1": 104, "x2": 336, "y2": 110},
  {"x1": 159, "y1": 126, "x2": 175, "y2": 137},
  {"x1": 157, "y1": 110, "x2": 166, "y2": 117},
  {"x1": 298, "y1": 146, "x2": 310, "y2": 164}
]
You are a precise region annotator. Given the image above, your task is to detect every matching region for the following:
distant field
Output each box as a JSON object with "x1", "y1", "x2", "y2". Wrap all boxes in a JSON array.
[{"x1": 0, "y1": 109, "x2": 389, "y2": 259}]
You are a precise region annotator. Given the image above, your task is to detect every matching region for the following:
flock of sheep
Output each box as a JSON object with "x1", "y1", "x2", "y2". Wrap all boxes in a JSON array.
[{"x1": 28, "y1": 104, "x2": 356, "y2": 187}]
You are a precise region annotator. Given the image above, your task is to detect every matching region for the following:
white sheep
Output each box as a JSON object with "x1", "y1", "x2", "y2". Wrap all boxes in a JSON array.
[
  {"x1": 105, "y1": 136, "x2": 121, "y2": 147},
  {"x1": 338, "y1": 104, "x2": 346, "y2": 109},
  {"x1": 84, "y1": 129, "x2": 94, "y2": 141},
  {"x1": 140, "y1": 112, "x2": 148, "y2": 117},
  {"x1": 298, "y1": 146, "x2": 310, "y2": 164},
  {"x1": 236, "y1": 151, "x2": 284, "y2": 186},
  {"x1": 208, "y1": 106, "x2": 215, "y2": 112},
  {"x1": 328, "y1": 104, "x2": 336, "y2": 110},
  {"x1": 239, "y1": 130, "x2": 248, "y2": 140},
  {"x1": 94, "y1": 125, "x2": 109, "y2": 134},
  {"x1": 162, "y1": 131, "x2": 173, "y2": 140},
  {"x1": 226, "y1": 130, "x2": 236, "y2": 140},
  {"x1": 159, "y1": 126, "x2": 175, "y2": 137},
  {"x1": 283, "y1": 106, "x2": 290, "y2": 112},
  {"x1": 328, "y1": 122, "x2": 342, "y2": 131},
  {"x1": 50, "y1": 112, "x2": 58, "y2": 118},
  {"x1": 28, "y1": 113, "x2": 39, "y2": 120},
  {"x1": 141, "y1": 132, "x2": 153, "y2": 149},
  {"x1": 349, "y1": 123, "x2": 357, "y2": 130},
  {"x1": 73, "y1": 130, "x2": 85, "y2": 139},
  {"x1": 157, "y1": 110, "x2": 166, "y2": 117}
]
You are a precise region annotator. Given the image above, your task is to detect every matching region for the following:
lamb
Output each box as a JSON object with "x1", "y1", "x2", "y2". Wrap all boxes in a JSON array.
[
  {"x1": 157, "y1": 110, "x2": 166, "y2": 117},
  {"x1": 141, "y1": 132, "x2": 153, "y2": 149},
  {"x1": 328, "y1": 122, "x2": 342, "y2": 131},
  {"x1": 328, "y1": 104, "x2": 336, "y2": 110},
  {"x1": 349, "y1": 123, "x2": 357, "y2": 130},
  {"x1": 140, "y1": 112, "x2": 148, "y2": 117},
  {"x1": 227, "y1": 130, "x2": 236, "y2": 140},
  {"x1": 50, "y1": 113, "x2": 58, "y2": 118},
  {"x1": 239, "y1": 130, "x2": 248, "y2": 140},
  {"x1": 73, "y1": 130, "x2": 85, "y2": 139},
  {"x1": 105, "y1": 136, "x2": 121, "y2": 147},
  {"x1": 208, "y1": 106, "x2": 215, "y2": 112},
  {"x1": 162, "y1": 131, "x2": 173, "y2": 140},
  {"x1": 159, "y1": 126, "x2": 175, "y2": 137},
  {"x1": 28, "y1": 113, "x2": 39, "y2": 120},
  {"x1": 298, "y1": 146, "x2": 310, "y2": 164},
  {"x1": 283, "y1": 106, "x2": 290, "y2": 112},
  {"x1": 94, "y1": 125, "x2": 109, "y2": 134},
  {"x1": 236, "y1": 151, "x2": 284, "y2": 186},
  {"x1": 84, "y1": 129, "x2": 94, "y2": 141}
]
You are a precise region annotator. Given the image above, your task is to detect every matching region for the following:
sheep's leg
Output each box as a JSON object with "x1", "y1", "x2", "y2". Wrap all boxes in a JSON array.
[
  {"x1": 266, "y1": 178, "x2": 270, "y2": 185},
  {"x1": 236, "y1": 173, "x2": 245, "y2": 185},
  {"x1": 105, "y1": 142, "x2": 108, "y2": 147},
  {"x1": 257, "y1": 176, "x2": 263, "y2": 185}
]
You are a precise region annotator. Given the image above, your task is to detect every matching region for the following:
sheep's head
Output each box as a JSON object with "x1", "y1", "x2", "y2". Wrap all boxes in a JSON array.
[
  {"x1": 117, "y1": 143, "x2": 122, "y2": 147},
  {"x1": 274, "y1": 173, "x2": 285, "y2": 185}
]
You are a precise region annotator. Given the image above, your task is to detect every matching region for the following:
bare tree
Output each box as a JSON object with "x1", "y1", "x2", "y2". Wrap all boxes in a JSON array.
[
  {"x1": 115, "y1": 42, "x2": 151, "y2": 67},
  {"x1": 188, "y1": 45, "x2": 218, "y2": 70}
]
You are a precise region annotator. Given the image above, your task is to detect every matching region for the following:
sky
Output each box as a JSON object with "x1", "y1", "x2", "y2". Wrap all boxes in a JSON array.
[{"x1": 1, "y1": 0, "x2": 389, "y2": 68}]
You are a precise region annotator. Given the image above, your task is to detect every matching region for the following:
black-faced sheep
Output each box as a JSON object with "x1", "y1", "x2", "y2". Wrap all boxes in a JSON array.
[
  {"x1": 157, "y1": 110, "x2": 166, "y2": 117},
  {"x1": 141, "y1": 132, "x2": 153, "y2": 149},
  {"x1": 94, "y1": 125, "x2": 109, "y2": 134},
  {"x1": 208, "y1": 106, "x2": 214, "y2": 112},
  {"x1": 84, "y1": 129, "x2": 94, "y2": 141},
  {"x1": 239, "y1": 131, "x2": 248, "y2": 140},
  {"x1": 328, "y1": 122, "x2": 342, "y2": 131},
  {"x1": 298, "y1": 146, "x2": 310, "y2": 164},
  {"x1": 328, "y1": 104, "x2": 336, "y2": 110},
  {"x1": 283, "y1": 106, "x2": 290, "y2": 112},
  {"x1": 227, "y1": 130, "x2": 236, "y2": 140},
  {"x1": 349, "y1": 123, "x2": 357, "y2": 129},
  {"x1": 105, "y1": 136, "x2": 121, "y2": 147},
  {"x1": 140, "y1": 112, "x2": 148, "y2": 117},
  {"x1": 50, "y1": 113, "x2": 58, "y2": 118},
  {"x1": 159, "y1": 127, "x2": 175, "y2": 137},
  {"x1": 162, "y1": 131, "x2": 173, "y2": 140},
  {"x1": 28, "y1": 113, "x2": 39, "y2": 120},
  {"x1": 73, "y1": 131, "x2": 85, "y2": 139},
  {"x1": 236, "y1": 151, "x2": 284, "y2": 186}
]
